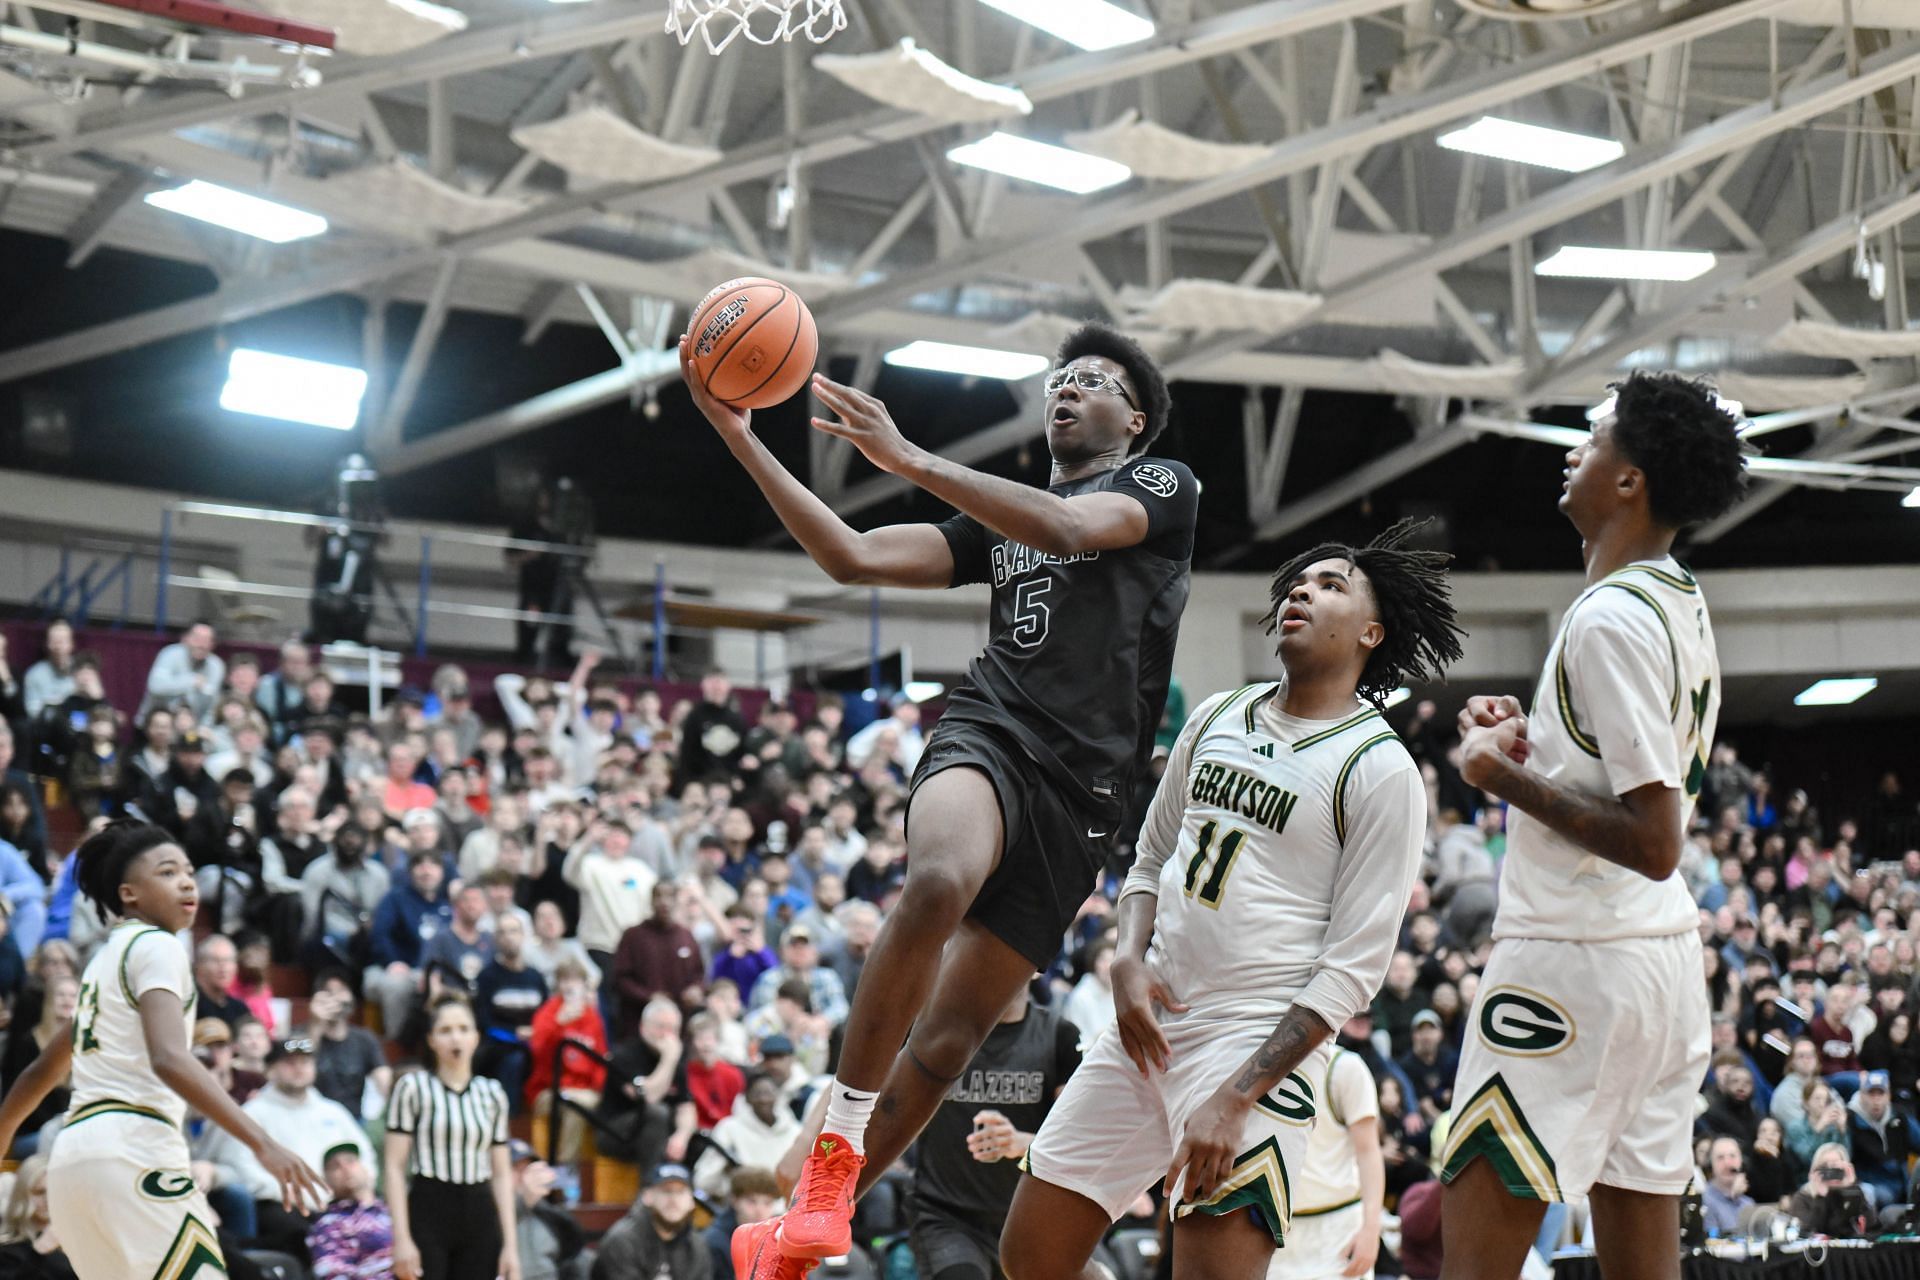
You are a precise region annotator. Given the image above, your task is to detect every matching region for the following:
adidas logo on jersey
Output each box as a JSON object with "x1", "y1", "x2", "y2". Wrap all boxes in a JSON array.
[{"x1": 1251, "y1": 743, "x2": 1275, "y2": 759}]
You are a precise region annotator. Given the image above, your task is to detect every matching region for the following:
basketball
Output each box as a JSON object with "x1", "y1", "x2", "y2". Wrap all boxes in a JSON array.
[{"x1": 686, "y1": 276, "x2": 819, "y2": 410}]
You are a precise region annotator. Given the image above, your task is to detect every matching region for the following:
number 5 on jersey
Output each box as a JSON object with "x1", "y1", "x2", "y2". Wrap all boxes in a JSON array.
[
  {"x1": 1184, "y1": 819, "x2": 1247, "y2": 908},
  {"x1": 1013, "y1": 577, "x2": 1051, "y2": 649}
]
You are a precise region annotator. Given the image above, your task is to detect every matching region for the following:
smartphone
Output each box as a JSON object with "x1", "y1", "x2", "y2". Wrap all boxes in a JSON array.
[{"x1": 1818, "y1": 1167, "x2": 1846, "y2": 1183}]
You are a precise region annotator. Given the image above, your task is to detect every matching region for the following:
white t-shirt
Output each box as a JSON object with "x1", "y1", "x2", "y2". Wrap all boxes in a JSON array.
[
  {"x1": 1296, "y1": 1048, "x2": 1380, "y2": 1212},
  {"x1": 561, "y1": 845, "x2": 658, "y2": 953},
  {"x1": 1494, "y1": 559, "x2": 1718, "y2": 943},
  {"x1": 1125, "y1": 683, "x2": 1425, "y2": 1031},
  {"x1": 69, "y1": 922, "x2": 197, "y2": 1129}
]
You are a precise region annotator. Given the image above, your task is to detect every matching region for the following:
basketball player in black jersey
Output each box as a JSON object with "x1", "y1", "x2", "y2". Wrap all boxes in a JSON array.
[{"x1": 677, "y1": 322, "x2": 1194, "y2": 1280}]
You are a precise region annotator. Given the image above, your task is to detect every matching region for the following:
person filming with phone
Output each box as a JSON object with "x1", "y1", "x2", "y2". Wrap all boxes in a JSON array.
[{"x1": 1787, "y1": 1143, "x2": 1871, "y2": 1237}]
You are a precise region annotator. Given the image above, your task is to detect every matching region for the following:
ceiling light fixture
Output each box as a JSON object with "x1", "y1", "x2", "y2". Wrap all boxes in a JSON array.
[
  {"x1": 883, "y1": 341, "x2": 1050, "y2": 381},
  {"x1": 1536, "y1": 246, "x2": 1717, "y2": 282},
  {"x1": 974, "y1": 0, "x2": 1154, "y2": 52},
  {"x1": 145, "y1": 180, "x2": 327, "y2": 244},
  {"x1": 946, "y1": 132, "x2": 1132, "y2": 194},
  {"x1": 220, "y1": 349, "x2": 368, "y2": 430},
  {"x1": 1437, "y1": 117, "x2": 1625, "y2": 173},
  {"x1": 1793, "y1": 677, "x2": 1879, "y2": 707}
]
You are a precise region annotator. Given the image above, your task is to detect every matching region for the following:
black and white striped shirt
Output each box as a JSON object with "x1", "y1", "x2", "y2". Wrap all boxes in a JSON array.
[{"x1": 387, "y1": 1069, "x2": 509, "y2": 1185}]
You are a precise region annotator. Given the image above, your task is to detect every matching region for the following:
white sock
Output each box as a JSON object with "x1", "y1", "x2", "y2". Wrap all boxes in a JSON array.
[{"x1": 821, "y1": 1079, "x2": 878, "y2": 1155}]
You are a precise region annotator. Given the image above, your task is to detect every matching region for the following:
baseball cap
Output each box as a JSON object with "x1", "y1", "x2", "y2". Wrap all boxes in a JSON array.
[
  {"x1": 192, "y1": 1018, "x2": 232, "y2": 1048},
  {"x1": 784, "y1": 925, "x2": 814, "y2": 945},
  {"x1": 1863, "y1": 1069, "x2": 1891, "y2": 1092},
  {"x1": 648, "y1": 1162, "x2": 693, "y2": 1188},
  {"x1": 1411, "y1": 1010, "x2": 1443, "y2": 1030},
  {"x1": 322, "y1": 1142, "x2": 362, "y2": 1166},
  {"x1": 176, "y1": 731, "x2": 207, "y2": 753},
  {"x1": 265, "y1": 1036, "x2": 315, "y2": 1064},
  {"x1": 759, "y1": 1034, "x2": 795, "y2": 1058},
  {"x1": 508, "y1": 1139, "x2": 538, "y2": 1166}
]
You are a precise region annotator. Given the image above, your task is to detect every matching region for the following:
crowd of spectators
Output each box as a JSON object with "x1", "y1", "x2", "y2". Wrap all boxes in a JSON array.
[{"x1": 0, "y1": 624, "x2": 1917, "y2": 1277}]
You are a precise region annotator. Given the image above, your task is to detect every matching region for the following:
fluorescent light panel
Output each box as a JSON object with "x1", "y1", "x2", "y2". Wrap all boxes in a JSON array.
[
  {"x1": 884, "y1": 341, "x2": 1049, "y2": 381},
  {"x1": 974, "y1": 0, "x2": 1153, "y2": 51},
  {"x1": 903, "y1": 681, "x2": 946, "y2": 702},
  {"x1": 220, "y1": 349, "x2": 368, "y2": 430},
  {"x1": 946, "y1": 132, "x2": 1131, "y2": 194},
  {"x1": 1793, "y1": 677, "x2": 1878, "y2": 707},
  {"x1": 1437, "y1": 117, "x2": 1625, "y2": 173},
  {"x1": 1536, "y1": 246, "x2": 1717, "y2": 282},
  {"x1": 1904, "y1": 486, "x2": 1920, "y2": 508},
  {"x1": 145, "y1": 180, "x2": 327, "y2": 244},
  {"x1": 1383, "y1": 687, "x2": 1413, "y2": 709}
]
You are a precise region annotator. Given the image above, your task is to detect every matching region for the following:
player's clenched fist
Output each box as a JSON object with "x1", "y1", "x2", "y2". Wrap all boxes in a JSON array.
[
  {"x1": 1457, "y1": 694, "x2": 1525, "y2": 737},
  {"x1": 1111, "y1": 954, "x2": 1188, "y2": 1076}
]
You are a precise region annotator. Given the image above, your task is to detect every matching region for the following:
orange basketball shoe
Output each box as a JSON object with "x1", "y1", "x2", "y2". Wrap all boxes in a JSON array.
[
  {"x1": 777, "y1": 1133, "x2": 866, "y2": 1260},
  {"x1": 733, "y1": 1219, "x2": 816, "y2": 1280}
]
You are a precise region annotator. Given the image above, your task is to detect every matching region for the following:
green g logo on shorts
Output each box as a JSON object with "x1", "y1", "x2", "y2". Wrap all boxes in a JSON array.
[
  {"x1": 1478, "y1": 989, "x2": 1576, "y2": 1057},
  {"x1": 1256, "y1": 1071, "x2": 1317, "y2": 1124},
  {"x1": 138, "y1": 1169, "x2": 198, "y2": 1201}
]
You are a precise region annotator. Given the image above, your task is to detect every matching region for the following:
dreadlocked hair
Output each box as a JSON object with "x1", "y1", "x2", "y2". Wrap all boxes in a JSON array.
[
  {"x1": 1263, "y1": 518, "x2": 1466, "y2": 708},
  {"x1": 76, "y1": 819, "x2": 175, "y2": 925},
  {"x1": 1608, "y1": 371, "x2": 1753, "y2": 528}
]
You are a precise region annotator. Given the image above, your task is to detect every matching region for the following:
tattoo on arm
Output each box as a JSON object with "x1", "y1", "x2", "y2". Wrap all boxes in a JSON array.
[
  {"x1": 1489, "y1": 759, "x2": 1669, "y2": 879},
  {"x1": 1230, "y1": 1006, "x2": 1334, "y2": 1098}
]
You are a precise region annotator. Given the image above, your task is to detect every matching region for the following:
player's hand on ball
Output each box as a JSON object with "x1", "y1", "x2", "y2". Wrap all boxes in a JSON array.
[
  {"x1": 1340, "y1": 1227, "x2": 1379, "y2": 1277},
  {"x1": 678, "y1": 335, "x2": 752, "y2": 441},
  {"x1": 811, "y1": 376, "x2": 918, "y2": 475},
  {"x1": 1112, "y1": 955, "x2": 1189, "y2": 1077},
  {"x1": 256, "y1": 1137, "x2": 329, "y2": 1214},
  {"x1": 1164, "y1": 1087, "x2": 1251, "y2": 1205},
  {"x1": 393, "y1": 1237, "x2": 424, "y2": 1280}
]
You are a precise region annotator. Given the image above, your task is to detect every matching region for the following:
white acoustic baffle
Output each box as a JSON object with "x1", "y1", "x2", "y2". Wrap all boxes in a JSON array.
[
  {"x1": 1367, "y1": 350, "x2": 1524, "y2": 399},
  {"x1": 986, "y1": 311, "x2": 1178, "y2": 360},
  {"x1": 1769, "y1": 320, "x2": 1920, "y2": 360},
  {"x1": 655, "y1": 248, "x2": 850, "y2": 304},
  {"x1": 1776, "y1": 0, "x2": 1917, "y2": 27},
  {"x1": 325, "y1": 161, "x2": 527, "y2": 235},
  {"x1": 814, "y1": 39, "x2": 1032, "y2": 122},
  {"x1": 1123, "y1": 279, "x2": 1323, "y2": 334},
  {"x1": 510, "y1": 107, "x2": 722, "y2": 185},
  {"x1": 1066, "y1": 110, "x2": 1271, "y2": 181},
  {"x1": 1712, "y1": 371, "x2": 1874, "y2": 411},
  {"x1": 246, "y1": 0, "x2": 465, "y2": 56}
]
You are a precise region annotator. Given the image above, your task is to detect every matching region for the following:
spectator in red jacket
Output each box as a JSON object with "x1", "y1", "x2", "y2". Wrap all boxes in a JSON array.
[
  {"x1": 611, "y1": 883, "x2": 706, "y2": 1038},
  {"x1": 1808, "y1": 981, "x2": 1862, "y2": 1076},
  {"x1": 681, "y1": 1012, "x2": 745, "y2": 1132},
  {"x1": 526, "y1": 958, "x2": 608, "y2": 1165}
]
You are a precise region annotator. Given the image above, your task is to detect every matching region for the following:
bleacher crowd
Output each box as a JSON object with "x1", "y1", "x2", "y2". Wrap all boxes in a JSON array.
[{"x1": 0, "y1": 620, "x2": 1916, "y2": 1278}]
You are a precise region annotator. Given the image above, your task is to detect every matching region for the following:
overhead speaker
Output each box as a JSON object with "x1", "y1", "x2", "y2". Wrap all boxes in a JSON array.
[{"x1": 1455, "y1": 0, "x2": 1648, "y2": 18}]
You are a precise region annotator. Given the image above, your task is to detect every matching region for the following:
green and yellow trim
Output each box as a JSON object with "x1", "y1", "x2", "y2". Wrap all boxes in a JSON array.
[
  {"x1": 118, "y1": 925, "x2": 167, "y2": 1009},
  {"x1": 1290, "y1": 707, "x2": 1381, "y2": 753},
  {"x1": 1294, "y1": 1196, "x2": 1362, "y2": 1218},
  {"x1": 1552, "y1": 640, "x2": 1602, "y2": 759},
  {"x1": 1596, "y1": 581, "x2": 1682, "y2": 720},
  {"x1": 67, "y1": 1098, "x2": 174, "y2": 1129},
  {"x1": 1243, "y1": 684, "x2": 1282, "y2": 734},
  {"x1": 1197, "y1": 685, "x2": 1263, "y2": 743},
  {"x1": 1332, "y1": 732, "x2": 1401, "y2": 845},
  {"x1": 1612, "y1": 562, "x2": 1697, "y2": 594},
  {"x1": 1175, "y1": 1135, "x2": 1293, "y2": 1246},
  {"x1": 1438, "y1": 1074, "x2": 1562, "y2": 1203},
  {"x1": 152, "y1": 1212, "x2": 225, "y2": 1280}
]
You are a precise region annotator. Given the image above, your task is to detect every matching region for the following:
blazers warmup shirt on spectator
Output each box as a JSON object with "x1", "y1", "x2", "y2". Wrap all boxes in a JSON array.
[
  {"x1": 388, "y1": 1069, "x2": 510, "y2": 1183},
  {"x1": 1444, "y1": 557, "x2": 1717, "y2": 1204}
]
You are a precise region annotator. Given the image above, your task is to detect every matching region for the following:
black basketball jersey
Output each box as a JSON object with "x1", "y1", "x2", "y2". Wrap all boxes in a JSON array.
[
  {"x1": 913, "y1": 1002, "x2": 1082, "y2": 1220},
  {"x1": 936, "y1": 456, "x2": 1197, "y2": 810}
]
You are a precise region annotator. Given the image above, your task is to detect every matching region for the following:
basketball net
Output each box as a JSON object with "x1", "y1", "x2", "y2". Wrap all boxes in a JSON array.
[{"x1": 666, "y1": 0, "x2": 847, "y2": 54}]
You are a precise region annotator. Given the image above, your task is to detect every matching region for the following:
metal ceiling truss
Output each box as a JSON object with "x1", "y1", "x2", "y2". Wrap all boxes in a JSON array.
[{"x1": 3, "y1": 0, "x2": 1920, "y2": 542}]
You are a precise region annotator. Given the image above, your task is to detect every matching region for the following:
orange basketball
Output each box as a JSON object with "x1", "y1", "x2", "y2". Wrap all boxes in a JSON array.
[{"x1": 686, "y1": 276, "x2": 819, "y2": 410}]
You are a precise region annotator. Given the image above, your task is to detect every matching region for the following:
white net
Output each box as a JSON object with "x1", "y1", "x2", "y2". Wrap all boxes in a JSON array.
[{"x1": 667, "y1": 0, "x2": 847, "y2": 53}]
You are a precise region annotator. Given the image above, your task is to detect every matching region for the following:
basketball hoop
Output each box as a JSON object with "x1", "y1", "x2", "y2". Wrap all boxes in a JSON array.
[{"x1": 666, "y1": 0, "x2": 846, "y2": 53}]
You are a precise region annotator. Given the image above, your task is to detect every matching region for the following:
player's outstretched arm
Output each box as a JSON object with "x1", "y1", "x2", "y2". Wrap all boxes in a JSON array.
[
  {"x1": 0, "y1": 1018, "x2": 73, "y2": 1155},
  {"x1": 137, "y1": 989, "x2": 328, "y2": 1213},
  {"x1": 813, "y1": 376, "x2": 1154, "y2": 557},
  {"x1": 679, "y1": 338, "x2": 955, "y2": 589}
]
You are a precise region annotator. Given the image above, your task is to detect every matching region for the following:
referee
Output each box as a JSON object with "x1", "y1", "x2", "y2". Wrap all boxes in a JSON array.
[
  {"x1": 909, "y1": 985, "x2": 1081, "y2": 1280},
  {"x1": 385, "y1": 993, "x2": 520, "y2": 1280}
]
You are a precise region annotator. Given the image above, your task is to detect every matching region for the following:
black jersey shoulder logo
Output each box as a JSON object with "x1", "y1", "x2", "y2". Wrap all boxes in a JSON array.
[
  {"x1": 1130, "y1": 464, "x2": 1180, "y2": 498},
  {"x1": 1478, "y1": 988, "x2": 1576, "y2": 1057}
]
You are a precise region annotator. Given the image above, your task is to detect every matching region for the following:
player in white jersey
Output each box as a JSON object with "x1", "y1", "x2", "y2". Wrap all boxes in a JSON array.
[
  {"x1": 1439, "y1": 373, "x2": 1751, "y2": 1280},
  {"x1": 1002, "y1": 521, "x2": 1462, "y2": 1280},
  {"x1": 1268, "y1": 1048, "x2": 1383, "y2": 1280},
  {"x1": 0, "y1": 821, "x2": 327, "y2": 1280}
]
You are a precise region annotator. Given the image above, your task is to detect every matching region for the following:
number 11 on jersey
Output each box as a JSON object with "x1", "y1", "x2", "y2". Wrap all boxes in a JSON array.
[{"x1": 1183, "y1": 819, "x2": 1246, "y2": 909}]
